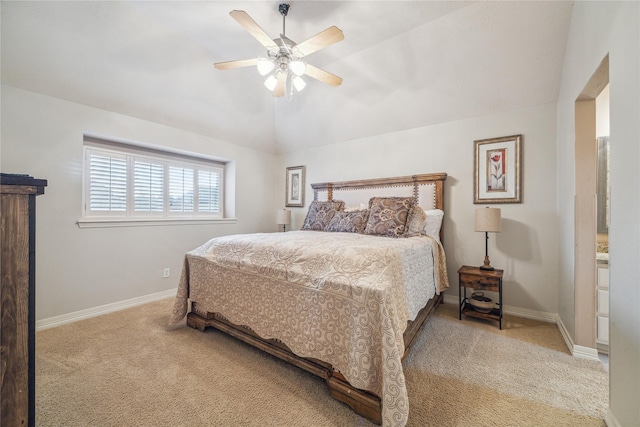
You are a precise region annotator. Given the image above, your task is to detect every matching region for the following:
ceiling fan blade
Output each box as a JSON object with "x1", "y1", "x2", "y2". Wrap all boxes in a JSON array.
[
  {"x1": 214, "y1": 58, "x2": 259, "y2": 70},
  {"x1": 294, "y1": 26, "x2": 344, "y2": 57},
  {"x1": 230, "y1": 10, "x2": 278, "y2": 51},
  {"x1": 273, "y1": 72, "x2": 286, "y2": 97},
  {"x1": 304, "y1": 64, "x2": 343, "y2": 87}
]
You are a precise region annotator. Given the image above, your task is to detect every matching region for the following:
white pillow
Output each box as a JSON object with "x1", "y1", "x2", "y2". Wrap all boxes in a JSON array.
[{"x1": 423, "y1": 209, "x2": 444, "y2": 242}]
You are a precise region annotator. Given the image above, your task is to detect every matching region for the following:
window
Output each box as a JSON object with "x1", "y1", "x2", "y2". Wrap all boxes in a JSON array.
[
  {"x1": 82, "y1": 136, "x2": 225, "y2": 224},
  {"x1": 88, "y1": 151, "x2": 128, "y2": 212}
]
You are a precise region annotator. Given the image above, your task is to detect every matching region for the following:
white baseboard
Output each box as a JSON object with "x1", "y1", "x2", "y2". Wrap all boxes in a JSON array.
[
  {"x1": 502, "y1": 304, "x2": 557, "y2": 323},
  {"x1": 605, "y1": 408, "x2": 621, "y2": 427},
  {"x1": 554, "y1": 314, "x2": 600, "y2": 361},
  {"x1": 555, "y1": 313, "x2": 575, "y2": 352},
  {"x1": 36, "y1": 288, "x2": 177, "y2": 331},
  {"x1": 572, "y1": 344, "x2": 600, "y2": 361}
]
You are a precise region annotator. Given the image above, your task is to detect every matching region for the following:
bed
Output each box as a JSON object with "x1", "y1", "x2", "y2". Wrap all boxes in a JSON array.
[{"x1": 170, "y1": 173, "x2": 448, "y2": 427}]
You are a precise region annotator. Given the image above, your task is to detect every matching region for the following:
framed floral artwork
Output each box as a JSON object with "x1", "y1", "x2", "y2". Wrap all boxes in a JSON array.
[
  {"x1": 474, "y1": 134, "x2": 522, "y2": 204},
  {"x1": 285, "y1": 165, "x2": 305, "y2": 207}
]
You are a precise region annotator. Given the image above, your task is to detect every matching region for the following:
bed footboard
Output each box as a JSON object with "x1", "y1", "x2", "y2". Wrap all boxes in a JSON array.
[{"x1": 186, "y1": 293, "x2": 443, "y2": 425}]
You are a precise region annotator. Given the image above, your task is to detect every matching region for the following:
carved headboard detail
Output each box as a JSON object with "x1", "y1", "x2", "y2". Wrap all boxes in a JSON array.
[{"x1": 311, "y1": 172, "x2": 447, "y2": 210}]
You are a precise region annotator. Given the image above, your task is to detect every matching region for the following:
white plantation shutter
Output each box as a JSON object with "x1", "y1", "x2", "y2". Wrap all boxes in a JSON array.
[
  {"x1": 83, "y1": 139, "x2": 224, "y2": 220},
  {"x1": 134, "y1": 160, "x2": 164, "y2": 213},
  {"x1": 169, "y1": 166, "x2": 194, "y2": 213},
  {"x1": 198, "y1": 169, "x2": 221, "y2": 213},
  {"x1": 89, "y1": 152, "x2": 127, "y2": 212}
]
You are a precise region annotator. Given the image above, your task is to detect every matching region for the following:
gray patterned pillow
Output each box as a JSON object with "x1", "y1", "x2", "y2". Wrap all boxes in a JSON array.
[
  {"x1": 364, "y1": 197, "x2": 416, "y2": 238},
  {"x1": 301, "y1": 200, "x2": 345, "y2": 231},
  {"x1": 326, "y1": 210, "x2": 370, "y2": 233}
]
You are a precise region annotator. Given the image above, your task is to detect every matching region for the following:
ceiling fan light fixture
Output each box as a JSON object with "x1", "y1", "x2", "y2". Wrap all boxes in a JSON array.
[
  {"x1": 293, "y1": 75, "x2": 306, "y2": 92},
  {"x1": 289, "y1": 60, "x2": 306, "y2": 76},
  {"x1": 214, "y1": 5, "x2": 344, "y2": 97},
  {"x1": 257, "y1": 58, "x2": 275, "y2": 76},
  {"x1": 264, "y1": 75, "x2": 278, "y2": 91}
]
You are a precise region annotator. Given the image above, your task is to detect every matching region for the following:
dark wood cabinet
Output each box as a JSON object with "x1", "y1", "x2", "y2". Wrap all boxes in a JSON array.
[{"x1": 1, "y1": 174, "x2": 47, "y2": 427}]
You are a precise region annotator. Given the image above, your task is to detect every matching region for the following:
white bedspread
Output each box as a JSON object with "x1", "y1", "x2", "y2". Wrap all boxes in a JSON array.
[{"x1": 171, "y1": 231, "x2": 448, "y2": 427}]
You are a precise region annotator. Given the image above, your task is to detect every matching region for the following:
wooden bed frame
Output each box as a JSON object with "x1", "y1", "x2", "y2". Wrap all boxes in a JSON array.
[{"x1": 186, "y1": 172, "x2": 447, "y2": 425}]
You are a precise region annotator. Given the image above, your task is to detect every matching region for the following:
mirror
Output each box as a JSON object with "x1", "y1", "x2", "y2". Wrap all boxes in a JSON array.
[{"x1": 597, "y1": 137, "x2": 609, "y2": 234}]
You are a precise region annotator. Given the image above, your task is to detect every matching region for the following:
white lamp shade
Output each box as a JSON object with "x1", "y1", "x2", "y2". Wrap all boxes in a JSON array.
[
  {"x1": 264, "y1": 75, "x2": 278, "y2": 91},
  {"x1": 474, "y1": 207, "x2": 502, "y2": 232},
  {"x1": 276, "y1": 209, "x2": 291, "y2": 225},
  {"x1": 292, "y1": 76, "x2": 306, "y2": 92},
  {"x1": 289, "y1": 60, "x2": 306, "y2": 76},
  {"x1": 257, "y1": 59, "x2": 275, "y2": 76}
]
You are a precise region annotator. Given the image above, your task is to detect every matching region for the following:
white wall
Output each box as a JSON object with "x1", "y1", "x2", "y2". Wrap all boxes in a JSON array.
[
  {"x1": 555, "y1": 2, "x2": 639, "y2": 425},
  {"x1": 1, "y1": 85, "x2": 279, "y2": 320},
  {"x1": 279, "y1": 102, "x2": 559, "y2": 315}
]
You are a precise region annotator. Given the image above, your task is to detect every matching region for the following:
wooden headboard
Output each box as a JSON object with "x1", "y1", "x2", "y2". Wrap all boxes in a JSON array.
[
  {"x1": 311, "y1": 173, "x2": 447, "y2": 240},
  {"x1": 311, "y1": 173, "x2": 446, "y2": 209}
]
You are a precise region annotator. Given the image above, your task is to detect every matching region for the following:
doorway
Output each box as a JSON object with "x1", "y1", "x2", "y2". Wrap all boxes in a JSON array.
[{"x1": 573, "y1": 55, "x2": 609, "y2": 353}]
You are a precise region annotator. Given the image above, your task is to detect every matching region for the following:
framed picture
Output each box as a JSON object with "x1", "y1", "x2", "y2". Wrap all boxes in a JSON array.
[
  {"x1": 285, "y1": 165, "x2": 305, "y2": 207},
  {"x1": 474, "y1": 134, "x2": 522, "y2": 204}
]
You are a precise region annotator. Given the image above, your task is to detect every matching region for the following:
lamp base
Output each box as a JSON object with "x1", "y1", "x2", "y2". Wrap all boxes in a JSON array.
[{"x1": 479, "y1": 256, "x2": 495, "y2": 271}]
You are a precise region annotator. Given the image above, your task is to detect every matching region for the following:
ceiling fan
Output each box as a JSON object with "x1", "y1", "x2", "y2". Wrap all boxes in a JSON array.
[{"x1": 214, "y1": 3, "x2": 344, "y2": 98}]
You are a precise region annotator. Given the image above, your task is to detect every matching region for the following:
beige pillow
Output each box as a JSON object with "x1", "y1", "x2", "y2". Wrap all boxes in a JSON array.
[{"x1": 405, "y1": 206, "x2": 427, "y2": 237}]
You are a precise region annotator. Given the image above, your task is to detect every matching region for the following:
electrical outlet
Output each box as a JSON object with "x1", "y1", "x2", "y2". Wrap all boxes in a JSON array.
[{"x1": 163, "y1": 268, "x2": 170, "y2": 278}]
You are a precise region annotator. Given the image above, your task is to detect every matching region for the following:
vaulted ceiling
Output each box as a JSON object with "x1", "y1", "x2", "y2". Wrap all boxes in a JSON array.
[{"x1": 1, "y1": 1, "x2": 573, "y2": 154}]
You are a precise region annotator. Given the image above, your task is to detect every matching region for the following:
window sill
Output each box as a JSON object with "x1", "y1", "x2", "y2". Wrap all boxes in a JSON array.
[{"x1": 77, "y1": 217, "x2": 238, "y2": 228}]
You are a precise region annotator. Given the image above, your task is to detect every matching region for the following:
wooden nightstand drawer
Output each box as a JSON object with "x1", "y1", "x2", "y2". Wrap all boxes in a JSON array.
[{"x1": 459, "y1": 274, "x2": 500, "y2": 291}]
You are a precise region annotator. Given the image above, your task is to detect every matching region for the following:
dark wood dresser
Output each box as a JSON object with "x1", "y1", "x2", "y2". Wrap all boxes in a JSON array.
[{"x1": 1, "y1": 174, "x2": 47, "y2": 427}]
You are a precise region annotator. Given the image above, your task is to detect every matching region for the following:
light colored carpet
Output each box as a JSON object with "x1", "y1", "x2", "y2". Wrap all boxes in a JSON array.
[{"x1": 36, "y1": 300, "x2": 608, "y2": 426}]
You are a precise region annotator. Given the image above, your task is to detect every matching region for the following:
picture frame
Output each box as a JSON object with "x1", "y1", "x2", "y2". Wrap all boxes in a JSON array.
[
  {"x1": 474, "y1": 134, "x2": 522, "y2": 204},
  {"x1": 285, "y1": 165, "x2": 305, "y2": 207}
]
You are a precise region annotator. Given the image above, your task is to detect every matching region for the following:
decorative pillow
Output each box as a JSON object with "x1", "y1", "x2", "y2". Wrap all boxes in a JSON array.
[
  {"x1": 405, "y1": 205, "x2": 427, "y2": 237},
  {"x1": 364, "y1": 197, "x2": 416, "y2": 238},
  {"x1": 301, "y1": 200, "x2": 345, "y2": 231},
  {"x1": 424, "y1": 209, "x2": 444, "y2": 242},
  {"x1": 326, "y1": 210, "x2": 370, "y2": 233},
  {"x1": 344, "y1": 204, "x2": 367, "y2": 212}
]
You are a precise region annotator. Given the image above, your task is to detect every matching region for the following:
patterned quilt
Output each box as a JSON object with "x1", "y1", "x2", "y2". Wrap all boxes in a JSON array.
[{"x1": 171, "y1": 231, "x2": 448, "y2": 427}]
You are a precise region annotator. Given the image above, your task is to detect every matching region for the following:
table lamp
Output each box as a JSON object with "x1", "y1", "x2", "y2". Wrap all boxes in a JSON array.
[
  {"x1": 276, "y1": 209, "x2": 291, "y2": 232},
  {"x1": 474, "y1": 207, "x2": 502, "y2": 270}
]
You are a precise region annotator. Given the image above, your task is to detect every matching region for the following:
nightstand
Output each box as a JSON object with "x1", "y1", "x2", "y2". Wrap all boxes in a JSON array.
[{"x1": 458, "y1": 265, "x2": 504, "y2": 329}]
